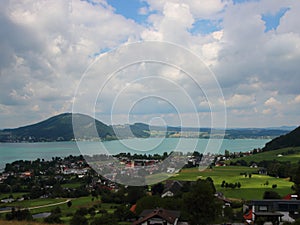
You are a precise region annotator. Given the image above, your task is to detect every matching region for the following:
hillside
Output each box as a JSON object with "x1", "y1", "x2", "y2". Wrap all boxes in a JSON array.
[
  {"x1": 0, "y1": 112, "x2": 294, "y2": 142},
  {"x1": 263, "y1": 126, "x2": 300, "y2": 151},
  {"x1": 112, "y1": 123, "x2": 150, "y2": 138},
  {"x1": 0, "y1": 113, "x2": 115, "y2": 142}
]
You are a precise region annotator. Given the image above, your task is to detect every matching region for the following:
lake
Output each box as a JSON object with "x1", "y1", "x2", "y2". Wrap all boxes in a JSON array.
[{"x1": 0, "y1": 138, "x2": 270, "y2": 170}]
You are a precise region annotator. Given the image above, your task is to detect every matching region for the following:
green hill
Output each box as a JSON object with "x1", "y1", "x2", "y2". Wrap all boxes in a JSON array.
[
  {"x1": 0, "y1": 113, "x2": 116, "y2": 142},
  {"x1": 230, "y1": 146, "x2": 300, "y2": 165},
  {"x1": 263, "y1": 126, "x2": 300, "y2": 151}
]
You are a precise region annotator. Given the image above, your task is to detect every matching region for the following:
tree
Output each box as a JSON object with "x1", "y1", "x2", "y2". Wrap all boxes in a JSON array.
[
  {"x1": 70, "y1": 214, "x2": 88, "y2": 225},
  {"x1": 293, "y1": 164, "x2": 300, "y2": 195},
  {"x1": 113, "y1": 205, "x2": 135, "y2": 221},
  {"x1": 221, "y1": 180, "x2": 226, "y2": 188},
  {"x1": 183, "y1": 179, "x2": 221, "y2": 225},
  {"x1": 126, "y1": 186, "x2": 146, "y2": 204},
  {"x1": 6, "y1": 208, "x2": 32, "y2": 221},
  {"x1": 223, "y1": 207, "x2": 234, "y2": 222},
  {"x1": 151, "y1": 183, "x2": 164, "y2": 195},
  {"x1": 225, "y1": 150, "x2": 230, "y2": 158},
  {"x1": 263, "y1": 191, "x2": 281, "y2": 199},
  {"x1": 206, "y1": 177, "x2": 216, "y2": 193},
  {"x1": 44, "y1": 207, "x2": 62, "y2": 224},
  {"x1": 67, "y1": 200, "x2": 72, "y2": 208},
  {"x1": 90, "y1": 214, "x2": 118, "y2": 225}
]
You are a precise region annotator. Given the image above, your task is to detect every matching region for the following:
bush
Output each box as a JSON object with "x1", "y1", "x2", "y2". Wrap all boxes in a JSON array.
[{"x1": 70, "y1": 214, "x2": 88, "y2": 225}]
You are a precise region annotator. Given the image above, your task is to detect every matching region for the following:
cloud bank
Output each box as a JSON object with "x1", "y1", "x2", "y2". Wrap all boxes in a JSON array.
[{"x1": 0, "y1": 0, "x2": 299, "y2": 128}]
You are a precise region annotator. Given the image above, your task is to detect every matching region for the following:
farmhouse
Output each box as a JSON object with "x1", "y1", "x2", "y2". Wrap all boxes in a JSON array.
[
  {"x1": 161, "y1": 180, "x2": 183, "y2": 198},
  {"x1": 244, "y1": 199, "x2": 300, "y2": 224},
  {"x1": 132, "y1": 208, "x2": 182, "y2": 225}
]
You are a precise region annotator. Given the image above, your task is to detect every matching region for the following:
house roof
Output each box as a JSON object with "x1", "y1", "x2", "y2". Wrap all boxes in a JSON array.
[
  {"x1": 254, "y1": 212, "x2": 284, "y2": 217},
  {"x1": 243, "y1": 209, "x2": 253, "y2": 220},
  {"x1": 162, "y1": 180, "x2": 183, "y2": 196},
  {"x1": 132, "y1": 208, "x2": 180, "y2": 225},
  {"x1": 130, "y1": 204, "x2": 136, "y2": 213}
]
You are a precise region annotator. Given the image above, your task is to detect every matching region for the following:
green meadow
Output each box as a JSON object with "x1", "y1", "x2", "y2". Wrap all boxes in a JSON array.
[
  {"x1": 229, "y1": 147, "x2": 300, "y2": 165},
  {"x1": 0, "y1": 195, "x2": 119, "y2": 224},
  {"x1": 170, "y1": 166, "x2": 293, "y2": 200}
]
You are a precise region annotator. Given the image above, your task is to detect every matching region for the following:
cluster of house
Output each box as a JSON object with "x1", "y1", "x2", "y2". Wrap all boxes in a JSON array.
[
  {"x1": 84, "y1": 154, "x2": 188, "y2": 185},
  {"x1": 128, "y1": 193, "x2": 300, "y2": 225},
  {"x1": 243, "y1": 194, "x2": 300, "y2": 224},
  {"x1": 0, "y1": 172, "x2": 14, "y2": 183},
  {"x1": 0, "y1": 171, "x2": 33, "y2": 184}
]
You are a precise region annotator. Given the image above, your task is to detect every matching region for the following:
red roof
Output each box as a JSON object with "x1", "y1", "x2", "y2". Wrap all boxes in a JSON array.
[
  {"x1": 283, "y1": 194, "x2": 299, "y2": 200},
  {"x1": 130, "y1": 204, "x2": 136, "y2": 213},
  {"x1": 283, "y1": 194, "x2": 292, "y2": 200},
  {"x1": 132, "y1": 208, "x2": 180, "y2": 225},
  {"x1": 243, "y1": 209, "x2": 253, "y2": 220}
]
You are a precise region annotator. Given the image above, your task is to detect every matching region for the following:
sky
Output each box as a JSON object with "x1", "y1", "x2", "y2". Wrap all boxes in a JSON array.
[{"x1": 0, "y1": 0, "x2": 300, "y2": 129}]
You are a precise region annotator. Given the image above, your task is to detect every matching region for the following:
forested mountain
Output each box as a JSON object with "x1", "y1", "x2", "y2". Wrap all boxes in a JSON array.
[
  {"x1": 0, "y1": 113, "x2": 115, "y2": 142},
  {"x1": 0, "y1": 112, "x2": 294, "y2": 142},
  {"x1": 263, "y1": 126, "x2": 300, "y2": 151}
]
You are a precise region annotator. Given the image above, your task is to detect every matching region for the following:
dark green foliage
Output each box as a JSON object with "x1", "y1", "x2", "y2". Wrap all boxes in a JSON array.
[
  {"x1": 263, "y1": 126, "x2": 300, "y2": 151},
  {"x1": 292, "y1": 164, "x2": 300, "y2": 195},
  {"x1": 90, "y1": 214, "x2": 118, "y2": 225},
  {"x1": 113, "y1": 205, "x2": 135, "y2": 221},
  {"x1": 126, "y1": 186, "x2": 146, "y2": 205},
  {"x1": 67, "y1": 200, "x2": 72, "y2": 208},
  {"x1": 74, "y1": 208, "x2": 89, "y2": 216},
  {"x1": 135, "y1": 195, "x2": 183, "y2": 215},
  {"x1": 6, "y1": 208, "x2": 32, "y2": 221},
  {"x1": 183, "y1": 179, "x2": 221, "y2": 225},
  {"x1": 0, "y1": 113, "x2": 115, "y2": 142},
  {"x1": 263, "y1": 190, "x2": 281, "y2": 199},
  {"x1": 223, "y1": 207, "x2": 234, "y2": 221},
  {"x1": 70, "y1": 213, "x2": 88, "y2": 225},
  {"x1": 44, "y1": 207, "x2": 62, "y2": 224},
  {"x1": 151, "y1": 182, "x2": 164, "y2": 195}
]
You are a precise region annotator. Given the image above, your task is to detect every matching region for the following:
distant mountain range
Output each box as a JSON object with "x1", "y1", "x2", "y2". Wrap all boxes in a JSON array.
[
  {"x1": 0, "y1": 113, "x2": 115, "y2": 142},
  {"x1": 263, "y1": 126, "x2": 300, "y2": 151},
  {"x1": 0, "y1": 113, "x2": 295, "y2": 142}
]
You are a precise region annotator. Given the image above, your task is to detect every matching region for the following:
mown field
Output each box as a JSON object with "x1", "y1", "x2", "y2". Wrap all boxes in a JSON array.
[
  {"x1": 0, "y1": 195, "x2": 121, "y2": 224},
  {"x1": 229, "y1": 147, "x2": 300, "y2": 165},
  {"x1": 0, "y1": 220, "x2": 63, "y2": 225},
  {"x1": 170, "y1": 166, "x2": 293, "y2": 200}
]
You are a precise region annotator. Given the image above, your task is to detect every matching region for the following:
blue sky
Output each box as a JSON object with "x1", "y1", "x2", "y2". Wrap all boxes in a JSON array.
[
  {"x1": 107, "y1": 0, "x2": 289, "y2": 35},
  {"x1": 106, "y1": 0, "x2": 150, "y2": 24},
  {"x1": 262, "y1": 7, "x2": 290, "y2": 32},
  {"x1": 0, "y1": 0, "x2": 299, "y2": 128}
]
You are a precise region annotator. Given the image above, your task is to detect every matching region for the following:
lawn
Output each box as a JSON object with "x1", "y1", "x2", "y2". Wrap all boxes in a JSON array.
[
  {"x1": 229, "y1": 147, "x2": 300, "y2": 165},
  {"x1": 3, "y1": 198, "x2": 68, "y2": 208},
  {"x1": 0, "y1": 192, "x2": 27, "y2": 200},
  {"x1": 170, "y1": 166, "x2": 293, "y2": 200},
  {"x1": 29, "y1": 196, "x2": 101, "y2": 215},
  {"x1": 0, "y1": 220, "x2": 63, "y2": 225},
  {"x1": 61, "y1": 182, "x2": 83, "y2": 189}
]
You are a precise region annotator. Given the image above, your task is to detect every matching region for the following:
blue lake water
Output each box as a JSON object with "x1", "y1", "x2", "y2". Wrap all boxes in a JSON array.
[{"x1": 0, "y1": 138, "x2": 270, "y2": 170}]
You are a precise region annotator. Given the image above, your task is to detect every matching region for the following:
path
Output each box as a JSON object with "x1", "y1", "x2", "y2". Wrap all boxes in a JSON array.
[{"x1": 0, "y1": 199, "x2": 71, "y2": 214}]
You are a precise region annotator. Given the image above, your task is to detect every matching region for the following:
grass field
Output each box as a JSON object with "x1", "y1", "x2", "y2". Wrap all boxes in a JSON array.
[
  {"x1": 3, "y1": 198, "x2": 68, "y2": 209},
  {"x1": 0, "y1": 192, "x2": 27, "y2": 200},
  {"x1": 61, "y1": 182, "x2": 83, "y2": 189},
  {"x1": 229, "y1": 147, "x2": 300, "y2": 165},
  {"x1": 0, "y1": 220, "x2": 63, "y2": 225},
  {"x1": 170, "y1": 166, "x2": 293, "y2": 200}
]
